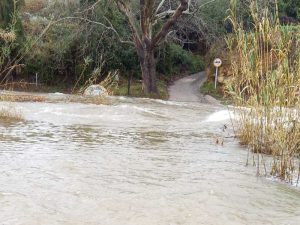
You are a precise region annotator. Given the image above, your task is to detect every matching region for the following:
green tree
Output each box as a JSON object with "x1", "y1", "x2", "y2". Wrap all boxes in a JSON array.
[
  {"x1": 278, "y1": 0, "x2": 300, "y2": 19},
  {"x1": 0, "y1": 0, "x2": 14, "y2": 28},
  {"x1": 109, "y1": 0, "x2": 189, "y2": 94},
  {"x1": 0, "y1": 0, "x2": 24, "y2": 34}
]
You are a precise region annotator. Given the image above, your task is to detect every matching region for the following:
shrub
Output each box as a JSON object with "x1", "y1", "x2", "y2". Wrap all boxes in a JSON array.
[
  {"x1": 0, "y1": 0, "x2": 24, "y2": 85},
  {"x1": 157, "y1": 43, "x2": 205, "y2": 77}
]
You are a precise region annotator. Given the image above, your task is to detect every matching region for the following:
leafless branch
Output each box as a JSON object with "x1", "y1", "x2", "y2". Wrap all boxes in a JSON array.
[
  {"x1": 152, "y1": 0, "x2": 189, "y2": 47},
  {"x1": 114, "y1": 0, "x2": 143, "y2": 49},
  {"x1": 53, "y1": 16, "x2": 134, "y2": 45}
]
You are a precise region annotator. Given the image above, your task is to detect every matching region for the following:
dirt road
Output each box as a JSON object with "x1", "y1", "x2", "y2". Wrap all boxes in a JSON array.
[{"x1": 168, "y1": 72, "x2": 208, "y2": 103}]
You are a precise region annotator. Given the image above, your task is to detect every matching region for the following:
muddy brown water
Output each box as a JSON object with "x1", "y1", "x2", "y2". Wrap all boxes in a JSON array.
[{"x1": 0, "y1": 95, "x2": 300, "y2": 225}]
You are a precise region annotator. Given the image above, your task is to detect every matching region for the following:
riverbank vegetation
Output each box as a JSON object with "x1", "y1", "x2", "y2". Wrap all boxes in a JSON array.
[
  {"x1": 1, "y1": 0, "x2": 218, "y2": 98},
  {"x1": 226, "y1": 0, "x2": 300, "y2": 185}
]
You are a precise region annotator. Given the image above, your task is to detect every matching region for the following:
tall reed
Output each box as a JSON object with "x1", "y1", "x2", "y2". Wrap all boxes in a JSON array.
[{"x1": 226, "y1": 0, "x2": 300, "y2": 184}]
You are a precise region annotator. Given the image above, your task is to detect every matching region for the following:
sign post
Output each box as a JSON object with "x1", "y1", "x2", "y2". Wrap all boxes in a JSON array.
[
  {"x1": 213, "y1": 58, "x2": 222, "y2": 89},
  {"x1": 36, "y1": 73, "x2": 38, "y2": 86}
]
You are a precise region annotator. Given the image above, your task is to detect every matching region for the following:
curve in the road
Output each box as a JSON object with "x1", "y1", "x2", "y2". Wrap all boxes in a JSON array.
[{"x1": 168, "y1": 72, "x2": 209, "y2": 103}]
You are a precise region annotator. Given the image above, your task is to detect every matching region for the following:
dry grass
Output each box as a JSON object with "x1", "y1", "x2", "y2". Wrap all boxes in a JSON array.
[
  {"x1": 0, "y1": 92, "x2": 112, "y2": 105},
  {"x1": 0, "y1": 94, "x2": 46, "y2": 102},
  {"x1": 227, "y1": 0, "x2": 300, "y2": 184},
  {"x1": 68, "y1": 96, "x2": 111, "y2": 105},
  {"x1": 0, "y1": 107, "x2": 24, "y2": 123},
  {"x1": 0, "y1": 30, "x2": 16, "y2": 42},
  {"x1": 113, "y1": 79, "x2": 169, "y2": 100}
]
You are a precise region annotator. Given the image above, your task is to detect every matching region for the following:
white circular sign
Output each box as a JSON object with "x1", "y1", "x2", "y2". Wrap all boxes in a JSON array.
[{"x1": 213, "y1": 58, "x2": 222, "y2": 68}]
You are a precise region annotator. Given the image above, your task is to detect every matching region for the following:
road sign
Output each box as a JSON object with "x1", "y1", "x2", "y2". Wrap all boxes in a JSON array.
[
  {"x1": 213, "y1": 58, "x2": 222, "y2": 68},
  {"x1": 213, "y1": 58, "x2": 222, "y2": 89}
]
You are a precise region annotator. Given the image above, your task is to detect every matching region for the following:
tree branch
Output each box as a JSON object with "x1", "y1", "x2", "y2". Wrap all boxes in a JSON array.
[
  {"x1": 155, "y1": 0, "x2": 168, "y2": 15},
  {"x1": 156, "y1": 8, "x2": 191, "y2": 20},
  {"x1": 140, "y1": 0, "x2": 156, "y2": 45},
  {"x1": 152, "y1": 0, "x2": 188, "y2": 47},
  {"x1": 76, "y1": 0, "x2": 102, "y2": 14},
  {"x1": 114, "y1": 0, "x2": 143, "y2": 50},
  {"x1": 54, "y1": 16, "x2": 134, "y2": 45}
]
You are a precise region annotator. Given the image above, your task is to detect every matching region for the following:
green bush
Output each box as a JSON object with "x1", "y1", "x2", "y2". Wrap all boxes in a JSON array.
[
  {"x1": 0, "y1": 0, "x2": 15, "y2": 28},
  {"x1": 157, "y1": 43, "x2": 205, "y2": 77},
  {"x1": 24, "y1": 20, "x2": 77, "y2": 85},
  {"x1": 22, "y1": 2, "x2": 140, "y2": 87},
  {"x1": 278, "y1": 0, "x2": 300, "y2": 19},
  {"x1": 0, "y1": 0, "x2": 24, "y2": 83}
]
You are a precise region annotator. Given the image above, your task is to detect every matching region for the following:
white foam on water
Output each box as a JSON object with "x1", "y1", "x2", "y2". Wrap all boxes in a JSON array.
[
  {"x1": 204, "y1": 110, "x2": 234, "y2": 122},
  {"x1": 132, "y1": 106, "x2": 163, "y2": 117},
  {"x1": 116, "y1": 96, "x2": 128, "y2": 101},
  {"x1": 266, "y1": 176, "x2": 300, "y2": 190},
  {"x1": 52, "y1": 92, "x2": 65, "y2": 95},
  {"x1": 150, "y1": 99, "x2": 185, "y2": 106}
]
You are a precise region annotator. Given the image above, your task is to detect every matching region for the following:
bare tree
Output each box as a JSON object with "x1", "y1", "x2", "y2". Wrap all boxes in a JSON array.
[{"x1": 113, "y1": 0, "x2": 189, "y2": 94}]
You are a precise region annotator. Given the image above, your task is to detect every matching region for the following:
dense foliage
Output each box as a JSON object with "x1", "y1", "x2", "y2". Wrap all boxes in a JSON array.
[
  {"x1": 20, "y1": 0, "x2": 208, "y2": 89},
  {"x1": 0, "y1": 0, "x2": 14, "y2": 28},
  {"x1": 279, "y1": 0, "x2": 300, "y2": 19},
  {"x1": 1, "y1": 0, "x2": 299, "y2": 93},
  {"x1": 0, "y1": 0, "x2": 24, "y2": 85}
]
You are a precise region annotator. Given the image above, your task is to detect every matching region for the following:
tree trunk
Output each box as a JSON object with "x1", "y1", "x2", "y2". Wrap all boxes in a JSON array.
[
  {"x1": 115, "y1": 0, "x2": 189, "y2": 96},
  {"x1": 139, "y1": 48, "x2": 157, "y2": 94}
]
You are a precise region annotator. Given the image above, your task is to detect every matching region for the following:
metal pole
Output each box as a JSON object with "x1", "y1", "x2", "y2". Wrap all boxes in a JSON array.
[{"x1": 215, "y1": 67, "x2": 218, "y2": 89}]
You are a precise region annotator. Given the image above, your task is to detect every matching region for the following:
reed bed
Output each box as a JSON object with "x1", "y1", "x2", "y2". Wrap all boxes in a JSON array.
[{"x1": 226, "y1": 0, "x2": 300, "y2": 184}]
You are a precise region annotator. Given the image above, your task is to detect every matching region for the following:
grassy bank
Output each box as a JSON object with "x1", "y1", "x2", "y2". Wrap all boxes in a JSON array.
[
  {"x1": 200, "y1": 81, "x2": 231, "y2": 105},
  {"x1": 113, "y1": 79, "x2": 169, "y2": 100}
]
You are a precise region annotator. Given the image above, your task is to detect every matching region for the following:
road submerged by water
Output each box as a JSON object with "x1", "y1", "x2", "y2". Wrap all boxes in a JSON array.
[
  {"x1": 168, "y1": 72, "x2": 220, "y2": 105},
  {"x1": 0, "y1": 74, "x2": 300, "y2": 225}
]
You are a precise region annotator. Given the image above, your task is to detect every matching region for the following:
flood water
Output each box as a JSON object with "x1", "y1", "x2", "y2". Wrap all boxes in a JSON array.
[{"x1": 0, "y1": 97, "x2": 300, "y2": 225}]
